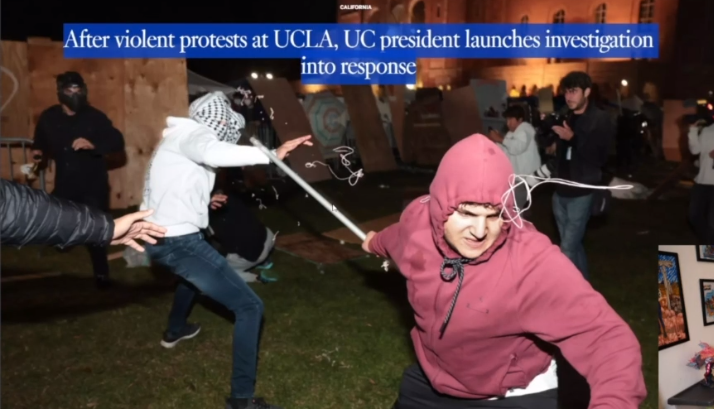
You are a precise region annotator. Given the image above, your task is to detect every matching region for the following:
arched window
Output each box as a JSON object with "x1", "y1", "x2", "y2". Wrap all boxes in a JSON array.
[
  {"x1": 520, "y1": 15, "x2": 529, "y2": 23},
  {"x1": 594, "y1": 3, "x2": 607, "y2": 23},
  {"x1": 411, "y1": 1, "x2": 426, "y2": 23},
  {"x1": 639, "y1": 0, "x2": 655, "y2": 23}
]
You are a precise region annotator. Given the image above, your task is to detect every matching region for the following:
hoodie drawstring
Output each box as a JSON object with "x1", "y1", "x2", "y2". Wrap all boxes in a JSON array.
[{"x1": 439, "y1": 257, "x2": 472, "y2": 337}]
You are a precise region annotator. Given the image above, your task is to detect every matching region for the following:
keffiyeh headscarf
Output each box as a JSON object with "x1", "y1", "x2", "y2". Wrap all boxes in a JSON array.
[{"x1": 189, "y1": 91, "x2": 246, "y2": 144}]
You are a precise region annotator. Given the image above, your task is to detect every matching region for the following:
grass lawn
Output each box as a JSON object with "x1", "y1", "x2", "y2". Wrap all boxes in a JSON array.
[{"x1": 1, "y1": 169, "x2": 680, "y2": 409}]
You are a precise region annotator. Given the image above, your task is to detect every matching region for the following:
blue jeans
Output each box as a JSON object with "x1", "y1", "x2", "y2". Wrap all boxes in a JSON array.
[
  {"x1": 552, "y1": 193, "x2": 593, "y2": 279},
  {"x1": 145, "y1": 233, "x2": 264, "y2": 398}
]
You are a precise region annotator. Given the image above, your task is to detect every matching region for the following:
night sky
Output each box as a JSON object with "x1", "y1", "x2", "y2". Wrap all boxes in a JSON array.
[{"x1": 1, "y1": 0, "x2": 339, "y2": 81}]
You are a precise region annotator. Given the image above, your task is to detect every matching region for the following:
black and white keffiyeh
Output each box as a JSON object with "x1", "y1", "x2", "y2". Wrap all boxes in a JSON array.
[{"x1": 189, "y1": 91, "x2": 245, "y2": 144}]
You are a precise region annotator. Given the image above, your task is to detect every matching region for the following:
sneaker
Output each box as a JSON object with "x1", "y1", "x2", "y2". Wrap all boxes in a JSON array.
[
  {"x1": 160, "y1": 323, "x2": 201, "y2": 349},
  {"x1": 255, "y1": 259, "x2": 273, "y2": 270},
  {"x1": 237, "y1": 271, "x2": 259, "y2": 283},
  {"x1": 225, "y1": 397, "x2": 282, "y2": 409}
]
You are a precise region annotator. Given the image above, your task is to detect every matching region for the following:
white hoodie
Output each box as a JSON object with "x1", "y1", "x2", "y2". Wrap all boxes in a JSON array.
[
  {"x1": 140, "y1": 117, "x2": 271, "y2": 237},
  {"x1": 499, "y1": 121, "x2": 541, "y2": 175},
  {"x1": 688, "y1": 123, "x2": 714, "y2": 186}
]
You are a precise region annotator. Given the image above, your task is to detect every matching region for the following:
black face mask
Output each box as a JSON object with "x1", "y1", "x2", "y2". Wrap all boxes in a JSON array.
[{"x1": 58, "y1": 91, "x2": 87, "y2": 112}]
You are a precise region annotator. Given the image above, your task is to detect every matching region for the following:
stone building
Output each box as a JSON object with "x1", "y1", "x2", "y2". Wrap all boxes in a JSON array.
[{"x1": 337, "y1": 0, "x2": 714, "y2": 99}]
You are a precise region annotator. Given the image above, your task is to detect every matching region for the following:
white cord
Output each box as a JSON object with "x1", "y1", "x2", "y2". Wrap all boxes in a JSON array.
[
  {"x1": 499, "y1": 174, "x2": 633, "y2": 229},
  {"x1": 305, "y1": 146, "x2": 364, "y2": 186}
]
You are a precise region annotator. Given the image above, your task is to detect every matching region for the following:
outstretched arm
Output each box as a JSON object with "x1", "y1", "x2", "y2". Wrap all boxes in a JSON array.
[
  {"x1": 516, "y1": 238, "x2": 646, "y2": 408},
  {"x1": 0, "y1": 179, "x2": 114, "y2": 248},
  {"x1": 178, "y1": 131, "x2": 272, "y2": 168},
  {"x1": 364, "y1": 222, "x2": 401, "y2": 259}
]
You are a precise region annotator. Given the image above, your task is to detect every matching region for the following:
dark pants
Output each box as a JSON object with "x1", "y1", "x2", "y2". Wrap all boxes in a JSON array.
[
  {"x1": 393, "y1": 364, "x2": 558, "y2": 409},
  {"x1": 145, "y1": 233, "x2": 264, "y2": 399},
  {"x1": 552, "y1": 193, "x2": 593, "y2": 280},
  {"x1": 616, "y1": 138, "x2": 637, "y2": 176},
  {"x1": 54, "y1": 189, "x2": 110, "y2": 279},
  {"x1": 690, "y1": 184, "x2": 714, "y2": 243}
]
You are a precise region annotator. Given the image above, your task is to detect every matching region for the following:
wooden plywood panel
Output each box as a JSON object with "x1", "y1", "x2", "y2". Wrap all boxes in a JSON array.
[
  {"x1": 403, "y1": 96, "x2": 450, "y2": 166},
  {"x1": 123, "y1": 59, "x2": 189, "y2": 207},
  {"x1": 0, "y1": 41, "x2": 32, "y2": 184},
  {"x1": 441, "y1": 85, "x2": 482, "y2": 145},
  {"x1": 248, "y1": 77, "x2": 331, "y2": 183},
  {"x1": 1, "y1": 41, "x2": 30, "y2": 138},
  {"x1": 341, "y1": 85, "x2": 396, "y2": 173}
]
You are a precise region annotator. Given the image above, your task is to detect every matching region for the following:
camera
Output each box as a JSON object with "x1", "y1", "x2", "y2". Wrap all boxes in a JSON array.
[
  {"x1": 685, "y1": 92, "x2": 714, "y2": 127},
  {"x1": 535, "y1": 112, "x2": 567, "y2": 149}
]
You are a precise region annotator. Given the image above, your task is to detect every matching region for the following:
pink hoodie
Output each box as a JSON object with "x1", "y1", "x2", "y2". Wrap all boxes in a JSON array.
[{"x1": 369, "y1": 135, "x2": 646, "y2": 407}]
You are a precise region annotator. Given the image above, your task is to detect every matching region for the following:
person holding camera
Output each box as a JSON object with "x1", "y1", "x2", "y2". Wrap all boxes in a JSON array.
[
  {"x1": 548, "y1": 72, "x2": 614, "y2": 279},
  {"x1": 488, "y1": 105, "x2": 541, "y2": 214},
  {"x1": 687, "y1": 116, "x2": 714, "y2": 243}
]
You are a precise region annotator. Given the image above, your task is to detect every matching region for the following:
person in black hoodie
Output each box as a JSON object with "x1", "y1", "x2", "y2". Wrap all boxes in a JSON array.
[
  {"x1": 207, "y1": 167, "x2": 275, "y2": 283},
  {"x1": 31, "y1": 71, "x2": 125, "y2": 288},
  {"x1": 549, "y1": 71, "x2": 614, "y2": 280}
]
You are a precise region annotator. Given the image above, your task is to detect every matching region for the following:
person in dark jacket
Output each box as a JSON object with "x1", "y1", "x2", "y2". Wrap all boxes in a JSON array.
[
  {"x1": 30, "y1": 71, "x2": 125, "y2": 288},
  {"x1": 549, "y1": 71, "x2": 614, "y2": 280},
  {"x1": 0, "y1": 179, "x2": 166, "y2": 250},
  {"x1": 208, "y1": 169, "x2": 275, "y2": 283}
]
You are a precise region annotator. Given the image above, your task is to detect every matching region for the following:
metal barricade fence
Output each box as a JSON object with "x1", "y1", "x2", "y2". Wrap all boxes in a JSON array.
[{"x1": 0, "y1": 137, "x2": 47, "y2": 191}]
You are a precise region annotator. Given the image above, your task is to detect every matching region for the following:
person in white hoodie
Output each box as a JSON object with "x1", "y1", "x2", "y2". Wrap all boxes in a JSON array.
[
  {"x1": 487, "y1": 104, "x2": 541, "y2": 214},
  {"x1": 141, "y1": 91, "x2": 311, "y2": 409},
  {"x1": 688, "y1": 117, "x2": 714, "y2": 243}
]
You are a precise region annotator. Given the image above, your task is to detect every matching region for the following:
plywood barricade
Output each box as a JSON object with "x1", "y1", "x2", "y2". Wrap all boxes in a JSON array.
[
  {"x1": 402, "y1": 93, "x2": 451, "y2": 166},
  {"x1": 0, "y1": 38, "x2": 188, "y2": 208},
  {"x1": 441, "y1": 85, "x2": 484, "y2": 145},
  {"x1": 247, "y1": 77, "x2": 331, "y2": 183},
  {"x1": 340, "y1": 85, "x2": 397, "y2": 173}
]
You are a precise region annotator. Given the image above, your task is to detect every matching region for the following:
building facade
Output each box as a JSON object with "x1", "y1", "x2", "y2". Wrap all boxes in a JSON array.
[{"x1": 337, "y1": 0, "x2": 714, "y2": 99}]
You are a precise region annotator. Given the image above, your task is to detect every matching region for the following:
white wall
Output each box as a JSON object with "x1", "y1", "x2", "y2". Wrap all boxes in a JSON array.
[{"x1": 659, "y1": 245, "x2": 714, "y2": 409}]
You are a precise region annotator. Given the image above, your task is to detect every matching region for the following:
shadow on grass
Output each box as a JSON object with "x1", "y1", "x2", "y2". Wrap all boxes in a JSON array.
[
  {"x1": 345, "y1": 259, "x2": 415, "y2": 333},
  {"x1": 1, "y1": 269, "x2": 176, "y2": 324}
]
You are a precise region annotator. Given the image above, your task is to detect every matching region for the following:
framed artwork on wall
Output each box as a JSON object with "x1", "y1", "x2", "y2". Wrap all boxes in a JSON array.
[
  {"x1": 695, "y1": 246, "x2": 714, "y2": 262},
  {"x1": 659, "y1": 251, "x2": 690, "y2": 350},
  {"x1": 701, "y1": 279, "x2": 714, "y2": 326}
]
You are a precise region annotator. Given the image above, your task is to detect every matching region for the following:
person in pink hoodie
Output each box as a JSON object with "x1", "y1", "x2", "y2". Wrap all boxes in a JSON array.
[{"x1": 362, "y1": 134, "x2": 646, "y2": 409}]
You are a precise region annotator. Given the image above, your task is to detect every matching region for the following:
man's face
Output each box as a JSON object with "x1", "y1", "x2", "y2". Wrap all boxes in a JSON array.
[
  {"x1": 564, "y1": 87, "x2": 590, "y2": 111},
  {"x1": 506, "y1": 117, "x2": 520, "y2": 132},
  {"x1": 443, "y1": 203, "x2": 503, "y2": 259}
]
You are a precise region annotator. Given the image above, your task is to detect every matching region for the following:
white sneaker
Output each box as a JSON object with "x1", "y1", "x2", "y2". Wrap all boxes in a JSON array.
[{"x1": 237, "y1": 270, "x2": 258, "y2": 283}]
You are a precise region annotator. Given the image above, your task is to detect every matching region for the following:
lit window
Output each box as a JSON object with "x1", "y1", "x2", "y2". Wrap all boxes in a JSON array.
[
  {"x1": 639, "y1": 0, "x2": 655, "y2": 23},
  {"x1": 594, "y1": 3, "x2": 607, "y2": 23}
]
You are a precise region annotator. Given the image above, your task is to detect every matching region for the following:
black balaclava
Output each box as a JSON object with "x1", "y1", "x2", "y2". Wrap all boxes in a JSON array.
[{"x1": 56, "y1": 71, "x2": 88, "y2": 112}]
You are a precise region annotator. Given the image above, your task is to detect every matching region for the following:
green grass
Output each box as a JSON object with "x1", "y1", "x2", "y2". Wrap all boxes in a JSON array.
[{"x1": 1, "y1": 170, "x2": 675, "y2": 409}]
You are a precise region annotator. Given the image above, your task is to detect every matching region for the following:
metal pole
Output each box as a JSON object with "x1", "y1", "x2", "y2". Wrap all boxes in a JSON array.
[{"x1": 249, "y1": 137, "x2": 367, "y2": 241}]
